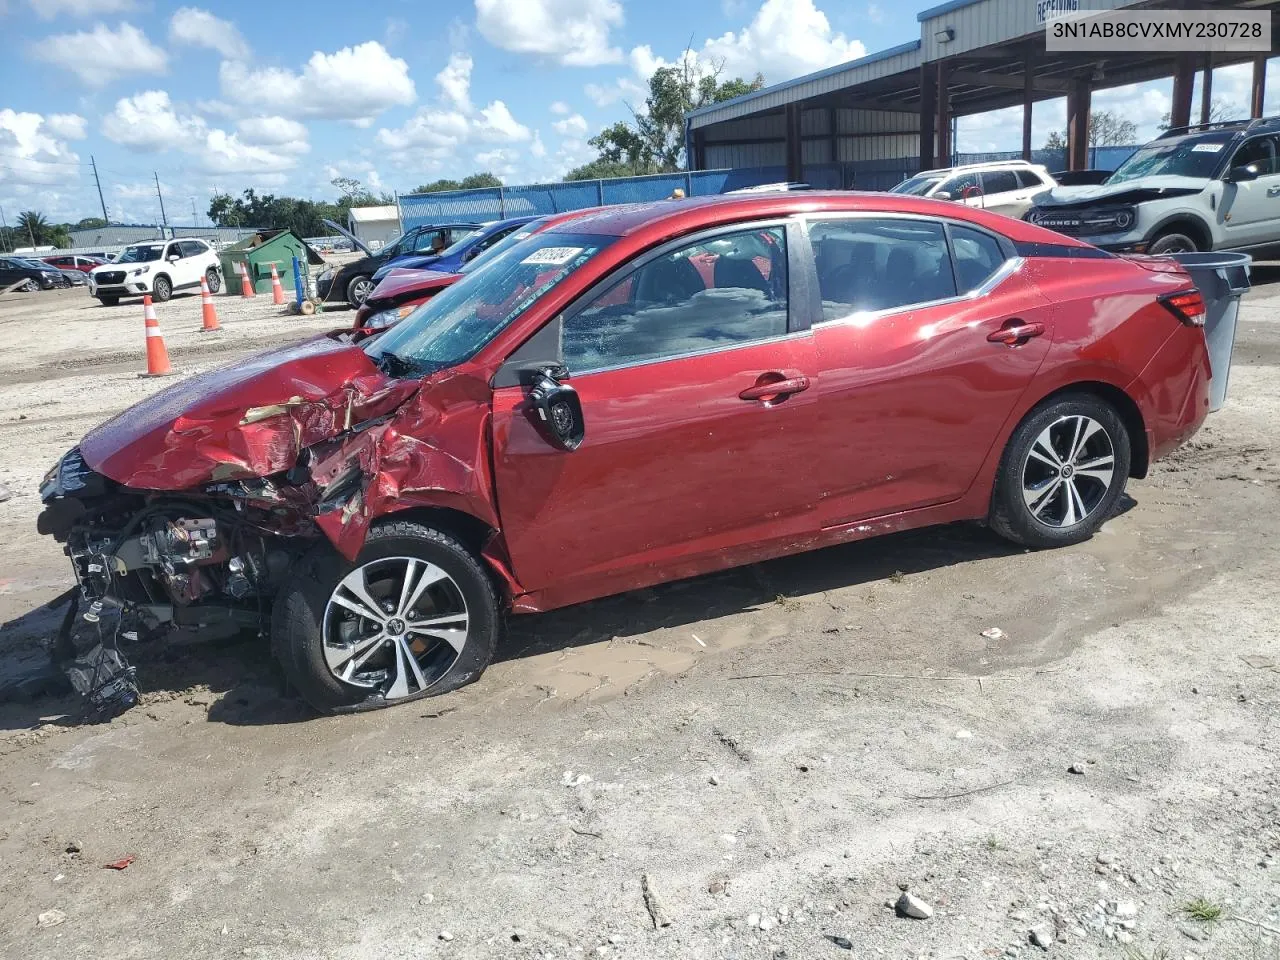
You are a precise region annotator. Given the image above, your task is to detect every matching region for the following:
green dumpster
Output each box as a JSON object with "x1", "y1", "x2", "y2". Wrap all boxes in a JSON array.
[{"x1": 216, "y1": 229, "x2": 325, "y2": 296}]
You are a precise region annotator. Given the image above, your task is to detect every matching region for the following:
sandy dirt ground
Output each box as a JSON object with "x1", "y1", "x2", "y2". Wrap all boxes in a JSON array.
[{"x1": 0, "y1": 273, "x2": 1278, "y2": 959}]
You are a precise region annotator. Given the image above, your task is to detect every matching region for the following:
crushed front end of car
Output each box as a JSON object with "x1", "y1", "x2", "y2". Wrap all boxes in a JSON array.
[{"x1": 35, "y1": 334, "x2": 452, "y2": 718}]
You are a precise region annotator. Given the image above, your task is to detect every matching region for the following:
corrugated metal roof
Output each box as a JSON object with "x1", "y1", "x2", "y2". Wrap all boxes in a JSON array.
[
  {"x1": 917, "y1": 0, "x2": 987, "y2": 22},
  {"x1": 687, "y1": 40, "x2": 922, "y2": 129},
  {"x1": 347, "y1": 205, "x2": 399, "y2": 223}
]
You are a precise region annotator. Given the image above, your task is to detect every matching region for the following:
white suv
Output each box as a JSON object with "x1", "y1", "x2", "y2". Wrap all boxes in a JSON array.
[
  {"x1": 889, "y1": 160, "x2": 1058, "y2": 219},
  {"x1": 88, "y1": 238, "x2": 222, "y2": 307}
]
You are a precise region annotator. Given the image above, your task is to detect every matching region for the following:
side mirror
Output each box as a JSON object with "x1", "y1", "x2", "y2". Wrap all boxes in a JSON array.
[
  {"x1": 167, "y1": 254, "x2": 180, "y2": 262},
  {"x1": 933, "y1": 190, "x2": 952, "y2": 201},
  {"x1": 528, "y1": 367, "x2": 584, "y2": 451},
  {"x1": 1228, "y1": 164, "x2": 1259, "y2": 183}
]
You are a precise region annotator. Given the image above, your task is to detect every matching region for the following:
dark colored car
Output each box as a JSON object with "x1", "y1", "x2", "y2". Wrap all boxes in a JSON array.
[
  {"x1": 1050, "y1": 170, "x2": 1114, "y2": 187},
  {"x1": 39, "y1": 192, "x2": 1213, "y2": 717},
  {"x1": 372, "y1": 216, "x2": 538, "y2": 282},
  {"x1": 43, "y1": 254, "x2": 109, "y2": 273},
  {"x1": 355, "y1": 210, "x2": 600, "y2": 334},
  {"x1": 0, "y1": 256, "x2": 68, "y2": 291},
  {"x1": 316, "y1": 221, "x2": 482, "y2": 308}
]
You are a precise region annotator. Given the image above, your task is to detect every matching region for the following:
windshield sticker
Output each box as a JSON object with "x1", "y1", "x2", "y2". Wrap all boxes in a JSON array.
[
  {"x1": 521, "y1": 246, "x2": 585, "y2": 265},
  {"x1": 1191, "y1": 143, "x2": 1224, "y2": 153}
]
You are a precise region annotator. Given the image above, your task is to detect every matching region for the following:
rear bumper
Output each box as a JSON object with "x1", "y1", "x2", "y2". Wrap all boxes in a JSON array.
[{"x1": 1134, "y1": 326, "x2": 1212, "y2": 464}]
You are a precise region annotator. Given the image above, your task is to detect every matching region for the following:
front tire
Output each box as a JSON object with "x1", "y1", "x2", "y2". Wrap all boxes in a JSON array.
[
  {"x1": 989, "y1": 394, "x2": 1131, "y2": 548},
  {"x1": 1148, "y1": 230, "x2": 1199, "y2": 255},
  {"x1": 346, "y1": 275, "x2": 375, "y2": 308},
  {"x1": 152, "y1": 275, "x2": 172, "y2": 302},
  {"x1": 97, "y1": 296, "x2": 120, "y2": 307},
  {"x1": 272, "y1": 521, "x2": 500, "y2": 713}
]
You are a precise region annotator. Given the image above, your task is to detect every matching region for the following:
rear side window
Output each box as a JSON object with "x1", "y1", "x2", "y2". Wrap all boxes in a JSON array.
[
  {"x1": 809, "y1": 218, "x2": 957, "y2": 320},
  {"x1": 950, "y1": 225, "x2": 1007, "y2": 292},
  {"x1": 982, "y1": 170, "x2": 1020, "y2": 194},
  {"x1": 1017, "y1": 169, "x2": 1045, "y2": 188},
  {"x1": 563, "y1": 226, "x2": 788, "y2": 372}
]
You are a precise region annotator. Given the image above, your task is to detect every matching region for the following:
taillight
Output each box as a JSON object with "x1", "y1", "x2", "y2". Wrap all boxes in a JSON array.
[{"x1": 1159, "y1": 288, "x2": 1206, "y2": 327}]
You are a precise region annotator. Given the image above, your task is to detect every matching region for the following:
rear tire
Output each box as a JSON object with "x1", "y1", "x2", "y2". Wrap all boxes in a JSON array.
[
  {"x1": 205, "y1": 268, "x2": 222, "y2": 294},
  {"x1": 272, "y1": 521, "x2": 500, "y2": 714},
  {"x1": 1148, "y1": 230, "x2": 1198, "y2": 255},
  {"x1": 152, "y1": 275, "x2": 172, "y2": 302},
  {"x1": 97, "y1": 296, "x2": 120, "y2": 307},
  {"x1": 989, "y1": 393, "x2": 1131, "y2": 548}
]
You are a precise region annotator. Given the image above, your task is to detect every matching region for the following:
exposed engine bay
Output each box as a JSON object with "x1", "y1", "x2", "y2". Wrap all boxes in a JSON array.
[{"x1": 39, "y1": 448, "x2": 315, "y2": 718}]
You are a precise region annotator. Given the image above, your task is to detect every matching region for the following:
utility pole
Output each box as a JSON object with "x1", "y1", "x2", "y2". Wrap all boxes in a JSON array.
[
  {"x1": 190, "y1": 196, "x2": 199, "y2": 227},
  {"x1": 91, "y1": 155, "x2": 109, "y2": 224},
  {"x1": 0, "y1": 206, "x2": 8, "y2": 252},
  {"x1": 154, "y1": 172, "x2": 169, "y2": 236}
]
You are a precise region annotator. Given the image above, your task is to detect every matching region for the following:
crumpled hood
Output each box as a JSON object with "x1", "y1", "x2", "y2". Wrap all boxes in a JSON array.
[
  {"x1": 80, "y1": 335, "x2": 420, "y2": 490},
  {"x1": 1033, "y1": 175, "x2": 1208, "y2": 209},
  {"x1": 369, "y1": 268, "x2": 462, "y2": 303}
]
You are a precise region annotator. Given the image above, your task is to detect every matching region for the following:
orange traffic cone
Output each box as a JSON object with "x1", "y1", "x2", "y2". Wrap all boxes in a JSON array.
[
  {"x1": 200, "y1": 275, "x2": 222, "y2": 331},
  {"x1": 239, "y1": 261, "x2": 254, "y2": 298},
  {"x1": 140, "y1": 295, "x2": 174, "y2": 377},
  {"x1": 269, "y1": 262, "x2": 285, "y2": 305}
]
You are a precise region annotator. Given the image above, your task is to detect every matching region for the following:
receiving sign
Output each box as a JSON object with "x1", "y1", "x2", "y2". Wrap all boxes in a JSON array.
[{"x1": 1037, "y1": 0, "x2": 1079, "y2": 25}]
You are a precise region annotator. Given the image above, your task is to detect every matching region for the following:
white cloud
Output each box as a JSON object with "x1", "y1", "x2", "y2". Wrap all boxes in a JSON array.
[
  {"x1": 0, "y1": 110, "x2": 82, "y2": 187},
  {"x1": 377, "y1": 109, "x2": 471, "y2": 152},
  {"x1": 474, "y1": 101, "x2": 532, "y2": 142},
  {"x1": 27, "y1": 0, "x2": 135, "y2": 18},
  {"x1": 553, "y1": 113, "x2": 589, "y2": 136},
  {"x1": 550, "y1": 101, "x2": 571, "y2": 115},
  {"x1": 45, "y1": 114, "x2": 87, "y2": 140},
  {"x1": 237, "y1": 116, "x2": 310, "y2": 149},
  {"x1": 531, "y1": 131, "x2": 547, "y2": 158},
  {"x1": 196, "y1": 99, "x2": 237, "y2": 118},
  {"x1": 30, "y1": 22, "x2": 167, "y2": 86},
  {"x1": 170, "y1": 7, "x2": 250, "y2": 60},
  {"x1": 202, "y1": 129, "x2": 301, "y2": 174},
  {"x1": 701, "y1": 0, "x2": 864, "y2": 82},
  {"x1": 102, "y1": 91, "x2": 206, "y2": 151},
  {"x1": 220, "y1": 42, "x2": 415, "y2": 125},
  {"x1": 585, "y1": 77, "x2": 646, "y2": 108},
  {"x1": 473, "y1": 147, "x2": 522, "y2": 180},
  {"x1": 475, "y1": 0, "x2": 623, "y2": 66},
  {"x1": 436, "y1": 53, "x2": 473, "y2": 112},
  {"x1": 866, "y1": 2, "x2": 884, "y2": 24}
]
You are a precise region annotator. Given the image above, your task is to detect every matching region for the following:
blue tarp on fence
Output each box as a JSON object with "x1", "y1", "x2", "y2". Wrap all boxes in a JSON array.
[{"x1": 397, "y1": 147, "x2": 1139, "y2": 229}]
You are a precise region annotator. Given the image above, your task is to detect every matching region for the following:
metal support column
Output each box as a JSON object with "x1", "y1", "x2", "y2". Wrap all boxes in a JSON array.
[
  {"x1": 1171, "y1": 53, "x2": 1195, "y2": 129},
  {"x1": 919, "y1": 63, "x2": 936, "y2": 169},
  {"x1": 1067, "y1": 80, "x2": 1091, "y2": 171},
  {"x1": 1022, "y1": 50, "x2": 1034, "y2": 162},
  {"x1": 784, "y1": 103, "x2": 803, "y2": 183},
  {"x1": 1200, "y1": 52, "x2": 1214, "y2": 124},
  {"x1": 1252, "y1": 55, "x2": 1268, "y2": 118},
  {"x1": 936, "y1": 60, "x2": 951, "y2": 168}
]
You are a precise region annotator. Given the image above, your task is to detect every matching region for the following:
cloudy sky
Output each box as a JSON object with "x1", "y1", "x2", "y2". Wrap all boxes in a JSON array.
[{"x1": 1, "y1": 0, "x2": 1275, "y2": 226}]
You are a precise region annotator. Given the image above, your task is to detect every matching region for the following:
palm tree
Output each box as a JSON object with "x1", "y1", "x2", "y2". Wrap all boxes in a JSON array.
[{"x1": 16, "y1": 210, "x2": 51, "y2": 248}]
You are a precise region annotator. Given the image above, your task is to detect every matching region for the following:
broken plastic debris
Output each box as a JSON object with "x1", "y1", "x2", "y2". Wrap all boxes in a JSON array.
[
  {"x1": 37, "y1": 909, "x2": 67, "y2": 928},
  {"x1": 103, "y1": 855, "x2": 135, "y2": 870},
  {"x1": 981, "y1": 627, "x2": 1006, "y2": 640}
]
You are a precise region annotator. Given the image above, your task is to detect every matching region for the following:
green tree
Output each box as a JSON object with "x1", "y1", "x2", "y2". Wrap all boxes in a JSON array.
[
  {"x1": 1043, "y1": 130, "x2": 1067, "y2": 150},
  {"x1": 1043, "y1": 110, "x2": 1138, "y2": 151},
  {"x1": 1158, "y1": 97, "x2": 1240, "y2": 131},
  {"x1": 411, "y1": 172, "x2": 503, "y2": 194},
  {"x1": 589, "y1": 53, "x2": 765, "y2": 173},
  {"x1": 75, "y1": 216, "x2": 108, "y2": 230},
  {"x1": 563, "y1": 158, "x2": 637, "y2": 181}
]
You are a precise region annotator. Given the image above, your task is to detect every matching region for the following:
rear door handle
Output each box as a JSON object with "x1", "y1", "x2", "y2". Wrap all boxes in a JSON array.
[
  {"x1": 987, "y1": 320, "x2": 1045, "y2": 345},
  {"x1": 739, "y1": 376, "x2": 810, "y2": 401}
]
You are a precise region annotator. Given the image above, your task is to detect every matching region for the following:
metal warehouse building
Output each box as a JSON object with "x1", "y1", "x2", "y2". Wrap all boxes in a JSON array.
[{"x1": 686, "y1": 0, "x2": 1280, "y2": 188}]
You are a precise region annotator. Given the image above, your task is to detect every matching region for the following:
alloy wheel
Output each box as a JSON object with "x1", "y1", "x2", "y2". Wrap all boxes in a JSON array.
[
  {"x1": 1021, "y1": 414, "x2": 1116, "y2": 528},
  {"x1": 321, "y1": 556, "x2": 470, "y2": 700},
  {"x1": 349, "y1": 277, "x2": 375, "y2": 304}
]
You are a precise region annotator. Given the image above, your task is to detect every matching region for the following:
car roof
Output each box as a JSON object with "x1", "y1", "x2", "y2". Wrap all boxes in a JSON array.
[
  {"x1": 543, "y1": 191, "x2": 1075, "y2": 245},
  {"x1": 914, "y1": 159, "x2": 1042, "y2": 177}
]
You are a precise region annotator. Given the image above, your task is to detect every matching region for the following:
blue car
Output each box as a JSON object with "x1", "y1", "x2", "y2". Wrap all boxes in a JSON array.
[{"x1": 371, "y1": 216, "x2": 538, "y2": 282}]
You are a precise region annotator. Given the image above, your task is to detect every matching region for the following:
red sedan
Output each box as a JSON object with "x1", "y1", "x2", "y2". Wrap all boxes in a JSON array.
[{"x1": 38, "y1": 192, "x2": 1211, "y2": 715}]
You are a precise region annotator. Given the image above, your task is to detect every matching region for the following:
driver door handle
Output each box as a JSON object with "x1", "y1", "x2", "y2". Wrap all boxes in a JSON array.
[
  {"x1": 1268, "y1": 186, "x2": 1280, "y2": 197},
  {"x1": 988, "y1": 320, "x2": 1045, "y2": 345},
  {"x1": 739, "y1": 376, "x2": 810, "y2": 401}
]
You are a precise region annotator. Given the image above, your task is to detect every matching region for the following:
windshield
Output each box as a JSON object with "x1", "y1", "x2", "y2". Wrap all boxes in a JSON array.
[
  {"x1": 117, "y1": 244, "x2": 164, "y2": 263},
  {"x1": 367, "y1": 231, "x2": 614, "y2": 376},
  {"x1": 1107, "y1": 134, "x2": 1233, "y2": 184},
  {"x1": 457, "y1": 221, "x2": 545, "y2": 274},
  {"x1": 891, "y1": 176, "x2": 943, "y2": 196},
  {"x1": 19, "y1": 258, "x2": 52, "y2": 269}
]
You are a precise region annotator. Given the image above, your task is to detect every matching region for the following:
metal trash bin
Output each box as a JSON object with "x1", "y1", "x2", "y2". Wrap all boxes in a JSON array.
[{"x1": 1171, "y1": 251, "x2": 1252, "y2": 412}]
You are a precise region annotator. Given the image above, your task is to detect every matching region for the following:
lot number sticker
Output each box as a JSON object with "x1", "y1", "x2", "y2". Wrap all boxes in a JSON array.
[
  {"x1": 522, "y1": 247, "x2": 585, "y2": 265},
  {"x1": 1191, "y1": 143, "x2": 1224, "y2": 153}
]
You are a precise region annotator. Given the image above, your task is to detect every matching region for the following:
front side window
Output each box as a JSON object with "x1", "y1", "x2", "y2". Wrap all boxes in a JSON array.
[
  {"x1": 562, "y1": 226, "x2": 788, "y2": 373},
  {"x1": 939, "y1": 172, "x2": 982, "y2": 198},
  {"x1": 810, "y1": 218, "x2": 956, "y2": 321},
  {"x1": 1230, "y1": 135, "x2": 1280, "y2": 176},
  {"x1": 367, "y1": 231, "x2": 614, "y2": 377},
  {"x1": 950, "y1": 225, "x2": 1007, "y2": 292}
]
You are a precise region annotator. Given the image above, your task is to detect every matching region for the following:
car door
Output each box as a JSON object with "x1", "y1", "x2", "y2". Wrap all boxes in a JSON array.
[
  {"x1": 936, "y1": 171, "x2": 983, "y2": 208},
  {"x1": 979, "y1": 169, "x2": 1029, "y2": 218},
  {"x1": 0, "y1": 259, "x2": 18, "y2": 287},
  {"x1": 1219, "y1": 134, "x2": 1280, "y2": 248},
  {"x1": 805, "y1": 215, "x2": 1055, "y2": 527},
  {"x1": 490, "y1": 221, "x2": 821, "y2": 596}
]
